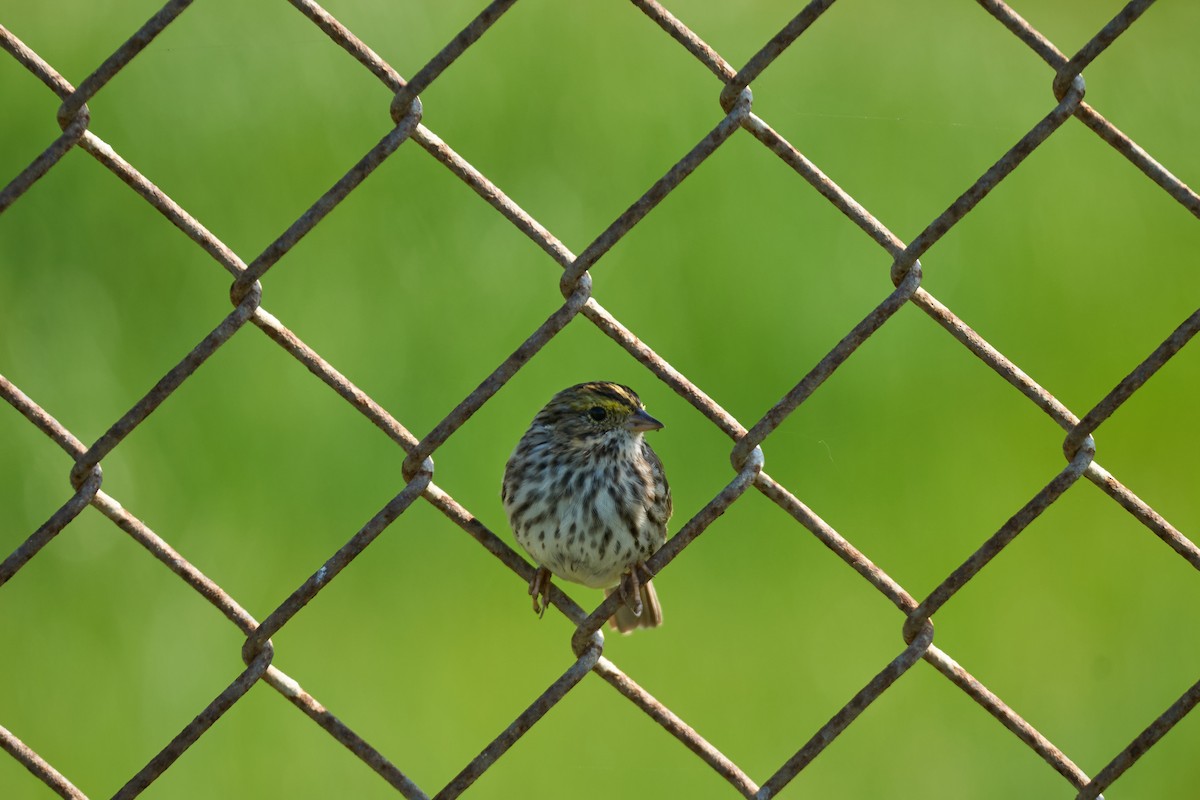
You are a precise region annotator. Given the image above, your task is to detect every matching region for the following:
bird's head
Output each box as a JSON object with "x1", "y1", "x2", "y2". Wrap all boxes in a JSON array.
[{"x1": 533, "y1": 381, "x2": 663, "y2": 442}]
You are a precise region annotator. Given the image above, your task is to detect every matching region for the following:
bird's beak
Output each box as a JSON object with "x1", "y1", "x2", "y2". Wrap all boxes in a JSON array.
[{"x1": 626, "y1": 409, "x2": 663, "y2": 433}]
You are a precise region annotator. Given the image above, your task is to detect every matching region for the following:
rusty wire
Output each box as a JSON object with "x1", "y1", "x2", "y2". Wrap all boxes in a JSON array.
[{"x1": 1, "y1": 1, "x2": 1198, "y2": 798}]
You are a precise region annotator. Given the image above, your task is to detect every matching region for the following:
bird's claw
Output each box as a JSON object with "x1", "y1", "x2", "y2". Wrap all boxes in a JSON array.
[
  {"x1": 618, "y1": 562, "x2": 653, "y2": 617},
  {"x1": 529, "y1": 566, "x2": 552, "y2": 618}
]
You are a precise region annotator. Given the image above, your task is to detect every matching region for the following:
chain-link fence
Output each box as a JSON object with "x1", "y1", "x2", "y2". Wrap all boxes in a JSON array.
[{"x1": 2, "y1": 1, "x2": 1198, "y2": 797}]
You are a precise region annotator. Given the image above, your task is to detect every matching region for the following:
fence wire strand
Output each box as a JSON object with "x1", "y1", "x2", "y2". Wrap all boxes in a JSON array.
[{"x1": 2, "y1": 1, "x2": 1197, "y2": 798}]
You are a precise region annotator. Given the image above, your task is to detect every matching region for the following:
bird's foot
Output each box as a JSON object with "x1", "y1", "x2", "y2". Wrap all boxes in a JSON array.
[
  {"x1": 529, "y1": 566, "x2": 552, "y2": 618},
  {"x1": 617, "y1": 562, "x2": 654, "y2": 617}
]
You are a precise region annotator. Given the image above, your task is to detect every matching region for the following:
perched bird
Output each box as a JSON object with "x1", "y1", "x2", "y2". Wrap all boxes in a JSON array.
[{"x1": 502, "y1": 382, "x2": 672, "y2": 633}]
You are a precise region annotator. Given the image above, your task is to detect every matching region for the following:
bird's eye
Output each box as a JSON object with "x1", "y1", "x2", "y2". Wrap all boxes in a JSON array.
[{"x1": 587, "y1": 406, "x2": 607, "y2": 421}]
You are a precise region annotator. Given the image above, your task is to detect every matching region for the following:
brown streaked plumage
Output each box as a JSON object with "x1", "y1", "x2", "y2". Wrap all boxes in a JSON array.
[{"x1": 501, "y1": 382, "x2": 672, "y2": 633}]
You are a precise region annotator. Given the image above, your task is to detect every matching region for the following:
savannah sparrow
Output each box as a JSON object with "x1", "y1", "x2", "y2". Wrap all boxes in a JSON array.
[{"x1": 502, "y1": 382, "x2": 672, "y2": 633}]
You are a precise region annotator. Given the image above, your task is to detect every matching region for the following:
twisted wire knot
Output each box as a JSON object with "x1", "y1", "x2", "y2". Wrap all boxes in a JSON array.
[
  {"x1": 729, "y1": 440, "x2": 766, "y2": 476},
  {"x1": 240, "y1": 631, "x2": 277, "y2": 667},
  {"x1": 571, "y1": 627, "x2": 605, "y2": 660},
  {"x1": 890, "y1": 256, "x2": 923, "y2": 290},
  {"x1": 1052, "y1": 69, "x2": 1087, "y2": 105},
  {"x1": 68, "y1": 462, "x2": 103, "y2": 493},
  {"x1": 390, "y1": 88, "x2": 425, "y2": 126},
  {"x1": 55, "y1": 97, "x2": 91, "y2": 133},
  {"x1": 718, "y1": 84, "x2": 753, "y2": 115},
  {"x1": 229, "y1": 275, "x2": 263, "y2": 308},
  {"x1": 401, "y1": 454, "x2": 435, "y2": 485}
]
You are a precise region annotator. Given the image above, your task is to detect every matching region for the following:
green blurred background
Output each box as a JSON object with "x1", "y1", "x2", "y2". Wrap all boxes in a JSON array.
[{"x1": 2, "y1": 1, "x2": 1198, "y2": 797}]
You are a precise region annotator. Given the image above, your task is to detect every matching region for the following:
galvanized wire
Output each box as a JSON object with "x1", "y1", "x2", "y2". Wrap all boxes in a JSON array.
[{"x1": 2, "y1": 1, "x2": 1198, "y2": 798}]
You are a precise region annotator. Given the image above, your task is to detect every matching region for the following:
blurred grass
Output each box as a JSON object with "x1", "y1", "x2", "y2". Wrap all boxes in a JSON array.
[{"x1": 2, "y1": 0, "x2": 1199, "y2": 798}]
